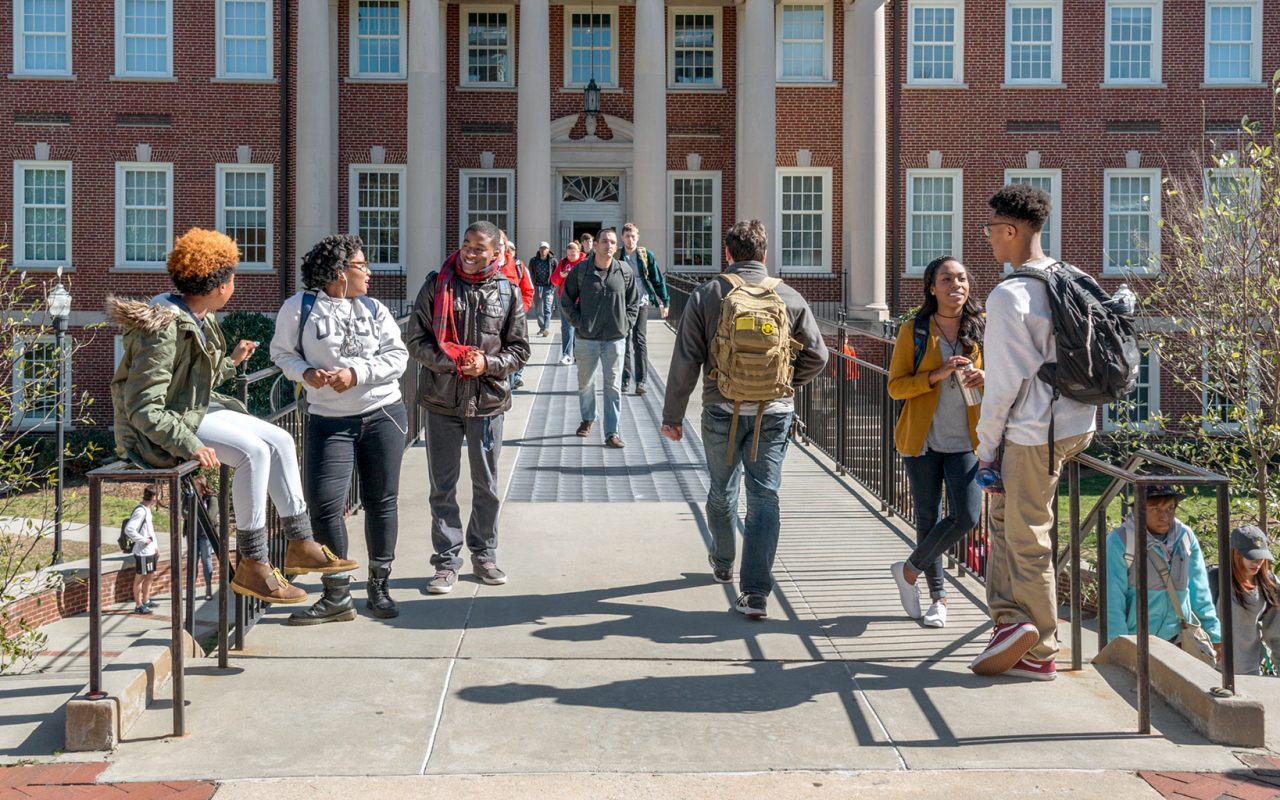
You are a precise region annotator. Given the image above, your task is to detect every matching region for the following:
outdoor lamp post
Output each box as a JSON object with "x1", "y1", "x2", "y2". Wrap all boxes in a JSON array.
[
  {"x1": 47, "y1": 282, "x2": 71, "y2": 565},
  {"x1": 583, "y1": 78, "x2": 601, "y2": 137}
]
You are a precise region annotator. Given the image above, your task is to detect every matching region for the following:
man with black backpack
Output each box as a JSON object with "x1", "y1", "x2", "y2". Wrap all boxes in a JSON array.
[
  {"x1": 971, "y1": 184, "x2": 1137, "y2": 681},
  {"x1": 661, "y1": 220, "x2": 828, "y2": 619}
]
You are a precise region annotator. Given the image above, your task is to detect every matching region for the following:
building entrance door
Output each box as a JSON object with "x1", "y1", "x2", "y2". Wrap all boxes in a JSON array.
[{"x1": 558, "y1": 173, "x2": 624, "y2": 253}]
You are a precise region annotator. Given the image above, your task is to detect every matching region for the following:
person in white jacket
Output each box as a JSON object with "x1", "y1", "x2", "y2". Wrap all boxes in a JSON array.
[
  {"x1": 124, "y1": 487, "x2": 160, "y2": 615},
  {"x1": 968, "y1": 183, "x2": 1097, "y2": 682},
  {"x1": 271, "y1": 234, "x2": 410, "y2": 624}
]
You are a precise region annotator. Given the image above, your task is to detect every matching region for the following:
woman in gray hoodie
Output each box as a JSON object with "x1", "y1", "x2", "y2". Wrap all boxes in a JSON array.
[{"x1": 271, "y1": 234, "x2": 409, "y2": 624}]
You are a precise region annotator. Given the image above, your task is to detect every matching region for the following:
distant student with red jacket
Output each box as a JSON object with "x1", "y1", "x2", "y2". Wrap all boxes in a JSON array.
[
  {"x1": 551, "y1": 241, "x2": 586, "y2": 365},
  {"x1": 500, "y1": 234, "x2": 535, "y2": 389}
]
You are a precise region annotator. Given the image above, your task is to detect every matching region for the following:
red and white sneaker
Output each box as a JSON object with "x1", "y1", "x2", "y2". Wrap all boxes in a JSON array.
[
  {"x1": 1006, "y1": 657, "x2": 1057, "y2": 681},
  {"x1": 969, "y1": 621, "x2": 1039, "y2": 676}
]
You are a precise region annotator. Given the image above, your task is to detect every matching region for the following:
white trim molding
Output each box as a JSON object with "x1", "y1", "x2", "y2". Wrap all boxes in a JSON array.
[
  {"x1": 348, "y1": 163, "x2": 408, "y2": 272},
  {"x1": 1203, "y1": 0, "x2": 1262, "y2": 86},
  {"x1": 775, "y1": 166, "x2": 834, "y2": 273},
  {"x1": 459, "y1": 5, "x2": 514, "y2": 88},
  {"x1": 114, "y1": 0, "x2": 174, "y2": 79},
  {"x1": 905, "y1": 167, "x2": 963, "y2": 275},
  {"x1": 1103, "y1": 167, "x2": 1161, "y2": 276},
  {"x1": 563, "y1": 5, "x2": 618, "y2": 88},
  {"x1": 216, "y1": 0, "x2": 273, "y2": 80},
  {"x1": 114, "y1": 160, "x2": 174, "y2": 271},
  {"x1": 1003, "y1": 167, "x2": 1061, "y2": 269},
  {"x1": 667, "y1": 170, "x2": 722, "y2": 272},
  {"x1": 216, "y1": 163, "x2": 275, "y2": 271},
  {"x1": 348, "y1": 0, "x2": 407, "y2": 80},
  {"x1": 458, "y1": 168, "x2": 516, "y2": 245},
  {"x1": 12, "y1": 0, "x2": 73, "y2": 77},
  {"x1": 1103, "y1": 0, "x2": 1163, "y2": 86},
  {"x1": 776, "y1": 0, "x2": 833, "y2": 83},
  {"x1": 668, "y1": 7, "x2": 723, "y2": 90},
  {"x1": 907, "y1": 0, "x2": 965, "y2": 86},
  {"x1": 12, "y1": 159, "x2": 72, "y2": 270},
  {"x1": 1004, "y1": 0, "x2": 1062, "y2": 86}
]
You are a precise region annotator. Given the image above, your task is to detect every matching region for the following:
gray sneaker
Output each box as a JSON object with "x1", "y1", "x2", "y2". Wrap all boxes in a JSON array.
[
  {"x1": 427, "y1": 569, "x2": 457, "y2": 594},
  {"x1": 474, "y1": 562, "x2": 507, "y2": 585}
]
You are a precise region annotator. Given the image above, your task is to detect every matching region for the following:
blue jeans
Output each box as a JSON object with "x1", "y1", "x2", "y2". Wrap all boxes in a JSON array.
[
  {"x1": 560, "y1": 307, "x2": 576, "y2": 358},
  {"x1": 195, "y1": 532, "x2": 213, "y2": 590},
  {"x1": 574, "y1": 337, "x2": 625, "y2": 435},
  {"x1": 535, "y1": 285, "x2": 556, "y2": 332},
  {"x1": 902, "y1": 448, "x2": 981, "y2": 599},
  {"x1": 702, "y1": 406, "x2": 792, "y2": 597}
]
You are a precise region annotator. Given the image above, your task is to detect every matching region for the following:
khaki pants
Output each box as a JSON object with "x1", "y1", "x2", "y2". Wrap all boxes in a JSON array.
[{"x1": 985, "y1": 431, "x2": 1092, "y2": 662}]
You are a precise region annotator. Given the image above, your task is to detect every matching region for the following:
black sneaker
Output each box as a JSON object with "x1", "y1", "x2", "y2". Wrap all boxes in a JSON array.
[
  {"x1": 621, "y1": 381, "x2": 631, "y2": 393},
  {"x1": 708, "y1": 554, "x2": 732, "y2": 584},
  {"x1": 735, "y1": 593, "x2": 767, "y2": 618},
  {"x1": 427, "y1": 569, "x2": 457, "y2": 594},
  {"x1": 514, "y1": 379, "x2": 525, "y2": 389}
]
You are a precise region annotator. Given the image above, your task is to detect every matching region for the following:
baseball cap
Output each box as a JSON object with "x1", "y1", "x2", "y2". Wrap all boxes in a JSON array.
[
  {"x1": 1231, "y1": 525, "x2": 1272, "y2": 561},
  {"x1": 539, "y1": 241, "x2": 550, "y2": 250},
  {"x1": 1144, "y1": 484, "x2": 1184, "y2": 501}
]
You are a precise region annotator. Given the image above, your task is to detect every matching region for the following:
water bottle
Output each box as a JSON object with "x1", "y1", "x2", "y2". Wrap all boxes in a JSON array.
[
  {"x1": 958, "y1": 366, "x2": 983, "y2": 407},
  {"x1": 1109, "y1": 283, "x2": 1137, "y2": 315},
  {"x1": 976, "y1": 465, "x2": 1003, "y2": 492}
]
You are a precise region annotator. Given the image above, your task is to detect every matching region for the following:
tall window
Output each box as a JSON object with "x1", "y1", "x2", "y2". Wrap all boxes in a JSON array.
[
  {"x1": 906, "y1": 169, "x2": 962, "y2": 274},
  {"x1": 461, "y1": 8, "x2": 511, "y2": 86},
  {"x1": 1003, "y1": 169, "x2": 1060, "y2": 261},
  {"x1": 115, "y1": 0, "x2": 173, "y2": 78},
  {"x1": 1104, "y1": 168, "x2": 1160, "y2": 274},
  {"x1": 1205, "y1": 1, "x2": 1260, "y2": 84},
  {"x1": 566, "y1": 9, "x2": 616, "y2": 87},
  {"x1": 1105, "y1": 344, "x2": 1158, "y2": 430},
  {"x1": 776, "y1": 169, "x2": 832, "y2": 272},
  {"x1": 1005, "y1": 1, "x2": 1060, "y2": 84},
  {"x1": 14, "y1": 0, "x2": 71, "y2": 76},
  {"x1": 1105, "y1": 0, "x2": 1161, "y2": 84},
  {"x1": 218, "y1": 0, "x2": 272, "y2": 79},
  {"x1": 668, "y1": 172, "x2": 721, "y2": 271},
  {"x1": 669, "y1": 10, "x2": 720, "y2": 88},
  {"x1": 1203, "y1": 166, "x2": 1259, "y2": 271},
  {"x1": 908, "y1": 1, "x2": 963, "y2": 85},
  {"x1": 13, "y1": 161, "x2": 72, "y2": 269},
  {"x1": 776, "y1": 2, "x2": 831, "y2": 81},
  {"x1": 12, "y1": 338, "x2": 68, "y2": 429},
  {"x1": 351, "y1": 0, "x2": 406, "y2": 79},
  {"x1": 458, "y1": 169, "x2": 513, "y2": 242},
  {"x1": 1203, "y1": 356, "x2": 1255, "y2": 433},
  {"x1": 217, "y1": 165, "x2": 272, "y2": 269},
  {"x1": 350, "y1": 166, "x2": 405, "y2": 271},
  {"x1": 115, "y1": 162, "x2": 173, "y2": 269}
]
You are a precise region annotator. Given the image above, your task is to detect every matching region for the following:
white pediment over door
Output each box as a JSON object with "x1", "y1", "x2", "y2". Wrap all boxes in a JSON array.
[{"x1": 550, "y1": 114, "x2": 635, "y2": 145}]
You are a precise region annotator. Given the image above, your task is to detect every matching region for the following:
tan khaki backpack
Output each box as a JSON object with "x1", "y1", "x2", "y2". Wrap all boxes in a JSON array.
[{"x1": 709, "y1": 273, "x2": 802, "y2": 463}]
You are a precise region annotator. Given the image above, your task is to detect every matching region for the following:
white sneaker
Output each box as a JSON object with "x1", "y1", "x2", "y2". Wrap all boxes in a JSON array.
[
  {"x1": 890, "y1": 561, "x2": 922, "y2": 619},
  {"x1": 922, "y1": 600, "x2": 947, "y2": 628},
  {"x1": 559, "y1": 355, "x2": 573, "y2": 365}
]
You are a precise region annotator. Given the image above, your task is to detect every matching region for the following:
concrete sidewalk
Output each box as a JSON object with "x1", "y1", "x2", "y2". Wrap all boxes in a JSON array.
[{"x1": 3, "y1": 319, "x2": 1276, "y2": 797}]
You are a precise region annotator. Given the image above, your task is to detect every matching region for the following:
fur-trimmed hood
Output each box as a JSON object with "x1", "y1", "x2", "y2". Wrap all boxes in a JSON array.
[{"x1": 105, "y1": 294, "x2": 181, "y2": 335}]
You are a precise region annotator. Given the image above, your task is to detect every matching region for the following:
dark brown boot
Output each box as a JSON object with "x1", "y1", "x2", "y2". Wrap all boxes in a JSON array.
[
  {"x1": 283, "y1": 540, "x2": 359, "y2": 575},
  {"x1": 231, "y1": 558, "x2": 308, "y2": 605}
]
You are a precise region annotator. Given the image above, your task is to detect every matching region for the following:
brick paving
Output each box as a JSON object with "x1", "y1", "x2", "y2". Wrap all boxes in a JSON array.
[
  {"x1": 1141, "y1": 754, "x2": 1280, "y2": 800},
  {"x1": 0, "y1": 763, "x2": 215, "y2": 799}
]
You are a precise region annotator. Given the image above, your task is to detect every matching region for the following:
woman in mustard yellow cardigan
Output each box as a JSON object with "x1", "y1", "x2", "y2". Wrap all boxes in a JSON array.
[{"x1": 887, "y1": 256, "x2": 985, "y2": 628}]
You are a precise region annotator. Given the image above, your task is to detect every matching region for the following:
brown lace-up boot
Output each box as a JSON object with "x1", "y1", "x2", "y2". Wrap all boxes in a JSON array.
[
  {"x1": 231, "y1": 558, "x2": 308, "y2": 604},
  {"x1": 283, "y1": 539, "x2": 359, "y2": 575}
]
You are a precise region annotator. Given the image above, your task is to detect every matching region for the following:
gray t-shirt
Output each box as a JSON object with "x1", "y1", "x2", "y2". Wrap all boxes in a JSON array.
[{"x1": 923, "y1": 337, "x2": 973, "y2": 455}]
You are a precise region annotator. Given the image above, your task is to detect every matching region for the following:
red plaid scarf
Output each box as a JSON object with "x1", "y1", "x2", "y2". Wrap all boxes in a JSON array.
[{"x1": 433, "y1": 249, "x2": 503, "y2": 376}]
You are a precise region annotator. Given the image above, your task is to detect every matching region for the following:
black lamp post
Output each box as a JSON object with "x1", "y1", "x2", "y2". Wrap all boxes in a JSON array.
[{"x1": 47, "y1": 282, "x2": 71, "y2": 565}]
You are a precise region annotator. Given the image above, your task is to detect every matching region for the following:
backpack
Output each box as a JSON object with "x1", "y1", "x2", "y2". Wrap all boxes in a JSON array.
[
  {"x1": 296, "y1": 291, "x2": 379, "y2": 355},
  {"x1": 708, "y1": 274, "x2": 802, "y2": 464},
  {"x1": 1003, "y1": 261, "x2": 1140, "y2": 466},
  {"x1": 118, "y1": 504, "x2": 143, "y2": 553}
]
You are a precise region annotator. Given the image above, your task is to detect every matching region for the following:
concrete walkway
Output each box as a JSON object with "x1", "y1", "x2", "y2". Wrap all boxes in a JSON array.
[{"x1": 3, "y1": 320, "x2": 1278, "y2": 797}]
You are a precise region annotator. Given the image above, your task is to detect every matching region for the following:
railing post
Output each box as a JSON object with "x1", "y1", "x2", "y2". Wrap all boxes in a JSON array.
[
  {"x1": 218, "y1": 465, "x2": 230, "y2": 669},
  {"x1": 1217, "y1": 484, "x2": 1234, "y2": 695},
  {"x1": 86, "y1": 476, "x2": 105, "y2": 701},
  {"x1": 185, "y1": 487, "x2": 196, "y2": 639},
  {"x1": 834, "y1": 315, "x2": 847, "y2": 476},
  {"x1": 169, "y1": 475, "x2": 185, "y2": 737},
  {"x1": 1134, "y1": 483, "x2": 1151, "y2": 736},
  {"x1": 1069, "y1": 459, "x2": 1082, "y2": 672}
]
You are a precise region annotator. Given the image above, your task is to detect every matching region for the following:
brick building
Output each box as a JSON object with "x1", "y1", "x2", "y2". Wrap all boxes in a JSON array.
[{"x1": 1, "y1": 0, "x2": 1275, "y2": 435}]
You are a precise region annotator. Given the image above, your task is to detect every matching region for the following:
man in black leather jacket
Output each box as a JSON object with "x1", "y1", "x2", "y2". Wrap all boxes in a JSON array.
[{"x1": 407, "y1": 221, "x2": 530, "y2": 594}]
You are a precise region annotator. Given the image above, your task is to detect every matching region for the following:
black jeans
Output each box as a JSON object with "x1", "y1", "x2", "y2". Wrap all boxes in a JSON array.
[
  {"x1": 902, "y1": 448, "x2": 981, "y2": 599},
  {"x1": 622, "y1": 306, "x2": 649, "y2": 387},
  {"x1": 426, "y1": 410, "x2": 504, "y2": 571},
  {"x1": 305, "y1": 402, "x2": 407, "y2": 572}
]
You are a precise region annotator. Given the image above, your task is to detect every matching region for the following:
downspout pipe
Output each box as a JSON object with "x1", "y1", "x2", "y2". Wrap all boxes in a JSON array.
[{"x1": 279, "y1": 0, "x2": 292, "y2": 302}]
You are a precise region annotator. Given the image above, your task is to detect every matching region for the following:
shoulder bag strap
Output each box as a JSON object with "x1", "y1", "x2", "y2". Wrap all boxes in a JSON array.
[
  {"x1": 1149, "y1": 547, "x2": 1191, "y2": 626},
  {"x1": 296, "y1": 291, "x2": 317, "y2": 357}
]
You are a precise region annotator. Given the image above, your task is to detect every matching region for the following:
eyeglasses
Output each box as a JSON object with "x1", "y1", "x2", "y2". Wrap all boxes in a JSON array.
[
  {"x1": 981, "y1": 222, "x2": 1018, "y2": 238},
  {"x1": 347, "y1": 260, "x2": 371, "y2": 274}
]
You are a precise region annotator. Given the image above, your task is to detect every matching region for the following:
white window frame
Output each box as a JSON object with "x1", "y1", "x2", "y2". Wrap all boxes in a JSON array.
[
  {"x1": 1103, "y1": 341, "x2": 1160, "y2": 432},
  {"x1": 1203, "y1": 0, "x2": 1262, "y2": 85},
  {"x1": 907, "y1": 0, "x2": 965, "y2": 86},
  {"x1": 457, "y1": 168, "x2": 515, "y2": 245},
  {"x1": 458, "y1": 5, "x2": 514, "y2": 87},
  {"x1": 775, "y1": 0, "x2": 833, "y2": 83},
  {"x1": 12, "y1": 0, "x2": 73, "y2": 77},
  {"x1": 216, "y1": 0, "x2": 273, "y2": 80},
  {"x1": 667, "y1": 170, "x2": 722, "y2": 273},
  {"x1": 216, "y1": 164, "x2": 274, "y2": 271},
  {"x1": 1103, "y1": 167, "x2": 1161, "y2": 276},
  {"x1": 1202, "y1": 353, "x2": 1258, "y2": 434},
  {"x1": 1202, "y1": 165, "x2": 1260, "y2": 272},
  {"x1": 1004, "y1": 0, "x2": 1061, "y2": 85},
  {"x1": 13, "y1": 160, "x2": 73, "y2": 271},
  {"x1": 348, "y1": 163, "x2": 407, "y2": 272},
  {"x1": 1002, "y1": 168, "x2": 1060, "y2": 272},
  {"x1": 563, "y1": 6, "x2": 618, "y2": 88},
  {"x1": 905, "y1": 168, "x2": 963, "y2": 276},
  {"x1": 1103, "y1": 0, "x2": 1163, "y2": 86},
  {"x1": 114, "y1": 0, "x2": 174, "y2": 79},
  {"x1": 348, "y1": 0, "x2": 407, "y2": 80},
  {"x1": 775, "y1": 167, "x2": 833, "y2": 274},
  {"x1": 667, "y1": 7, "x2": 722, "y2": 89},
  {"x1": 11, "y1": 336, "x2": 71, "y2": 431},
  {"x1": 114, "y1": 161, "x2": 174, "y2": 271}
]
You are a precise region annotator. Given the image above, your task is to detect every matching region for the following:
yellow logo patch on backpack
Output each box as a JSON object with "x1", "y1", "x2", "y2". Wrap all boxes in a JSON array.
[{"x1": 709, "y1": 274, "x2": 802, "y2": 463}]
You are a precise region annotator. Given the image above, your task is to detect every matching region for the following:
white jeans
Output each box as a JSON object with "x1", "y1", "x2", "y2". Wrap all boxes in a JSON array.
[{"x1": 196, "y1": 408, "x2": 307, "y2": 531}]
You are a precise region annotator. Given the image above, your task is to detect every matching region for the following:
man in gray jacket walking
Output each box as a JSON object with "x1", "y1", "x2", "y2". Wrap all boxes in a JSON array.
[{"x1": 661, "y1": 220, "x2": 828, "y2": 618}]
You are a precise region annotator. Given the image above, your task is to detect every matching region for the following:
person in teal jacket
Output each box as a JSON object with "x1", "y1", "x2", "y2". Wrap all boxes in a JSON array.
[{"x1": 1104, "y1": 485, "x2": 1222, "y2": 659}]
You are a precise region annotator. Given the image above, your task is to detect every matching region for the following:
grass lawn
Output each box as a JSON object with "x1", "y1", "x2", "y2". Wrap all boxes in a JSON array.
[
  {"x1": 2, "y1": 485, "x2": 170, "y2": 532},
  {"x1": 1, "y1": 535, "x2": 93, "y2": 583}
]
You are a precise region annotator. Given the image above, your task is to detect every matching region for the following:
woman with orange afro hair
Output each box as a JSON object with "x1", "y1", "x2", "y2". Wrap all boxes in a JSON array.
[{"x1": 108, "y1": 228, "x2": 356, "y2": 606}]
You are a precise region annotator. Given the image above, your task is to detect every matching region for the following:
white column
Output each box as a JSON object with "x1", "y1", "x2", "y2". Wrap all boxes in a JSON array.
[
  {"x1": 295, "y1": 0, "x2": 337, "y2": 290},
  {"x1": 632, "y1": 0, "x2": 667, "y2": 260},
  {"x1": 844, "y1": 0, "x2": 888, "y2": 319},
  {"x1": 406, "y1": 0, "x2": 446, "y2": 298},
  {"x1": 736, "y1": 0, "x2": 776, "y2": 272},
  {"x1": 517, "y1": 0, "x2": 552, "y2": 264}
]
